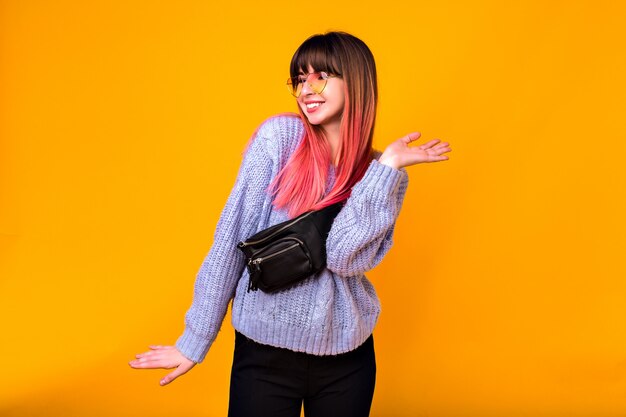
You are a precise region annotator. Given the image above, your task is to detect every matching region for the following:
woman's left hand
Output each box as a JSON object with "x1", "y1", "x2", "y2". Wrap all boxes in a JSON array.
[{"x1": 378, "y1": 132, "x2": 451, "y2": 170}]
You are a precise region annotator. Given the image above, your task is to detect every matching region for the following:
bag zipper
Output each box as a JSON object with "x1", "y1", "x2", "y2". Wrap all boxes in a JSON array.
[
  {"x1": 238, "y1": 212, "x2": 314, "y2": 247},
  {"x1": 248, "y1": 239, "x2": 304, "y2": 265}
]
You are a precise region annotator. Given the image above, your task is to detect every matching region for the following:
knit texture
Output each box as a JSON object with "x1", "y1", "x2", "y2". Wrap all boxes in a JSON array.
[{"x1": 175, "y1": 114, "x2": 409, "y2": 363}]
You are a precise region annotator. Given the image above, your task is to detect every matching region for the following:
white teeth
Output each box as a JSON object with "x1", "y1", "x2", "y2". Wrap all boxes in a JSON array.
[{"x1": 306, "y1": 102, "x2": 322, "y2": 109}]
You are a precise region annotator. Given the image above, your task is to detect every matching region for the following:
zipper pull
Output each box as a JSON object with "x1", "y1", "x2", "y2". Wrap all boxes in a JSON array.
[
  {"x1": 252, "y1": 258, "x2": 262, "y2": 274},
  {"x1": 247, "y1": 258, "x2": 262, "y2": 292}
]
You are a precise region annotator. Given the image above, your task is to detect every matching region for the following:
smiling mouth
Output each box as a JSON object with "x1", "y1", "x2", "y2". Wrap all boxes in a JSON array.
[{"x1": 306, "y1": 102, "x2": 324, "y2": 109}]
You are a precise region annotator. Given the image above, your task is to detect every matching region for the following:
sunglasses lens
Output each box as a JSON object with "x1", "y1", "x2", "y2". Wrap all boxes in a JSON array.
[
  {"x1": 286, "y1": 72, "x2": 329, "y2": 97},
  {"x1": 309, "y1": 72, "x2": 328, "y2": 94},
  {"x1": 286, "y1": 77, "x2": 301, "y2": 97}
]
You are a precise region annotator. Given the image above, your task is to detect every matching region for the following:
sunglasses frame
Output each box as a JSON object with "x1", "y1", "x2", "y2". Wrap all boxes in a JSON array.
[{"x1": 286, "y1": 71, "x2": 339, "y2": 98}]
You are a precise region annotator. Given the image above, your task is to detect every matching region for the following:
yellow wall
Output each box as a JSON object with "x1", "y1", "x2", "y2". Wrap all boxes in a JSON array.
[{"x1": 1, "y1": 1, "x2": 625, "y2": 416}]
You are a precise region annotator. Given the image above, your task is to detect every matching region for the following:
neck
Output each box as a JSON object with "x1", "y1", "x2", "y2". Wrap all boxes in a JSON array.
[{"x1": 322, "y1": 122, "x2": 341, "y2": 167}]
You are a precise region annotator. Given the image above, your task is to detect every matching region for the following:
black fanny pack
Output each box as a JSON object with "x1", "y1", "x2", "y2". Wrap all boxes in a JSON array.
[{"x1": 236, "y1": 202, "x2": 343, "y2": 293}]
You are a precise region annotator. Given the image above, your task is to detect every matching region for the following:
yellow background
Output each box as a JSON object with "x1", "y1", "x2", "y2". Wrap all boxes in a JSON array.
[{"x1": 1, "y1": 1, "x2": 625, "y2": 416}]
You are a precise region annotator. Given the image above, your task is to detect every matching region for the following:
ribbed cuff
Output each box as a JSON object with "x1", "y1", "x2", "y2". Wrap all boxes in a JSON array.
[
  {"x1": 353, "y1": 159, "x2": 407, "y2": 204},
  {"x1": 175, "y1": 328, "x2": 213, "y2": 364}
]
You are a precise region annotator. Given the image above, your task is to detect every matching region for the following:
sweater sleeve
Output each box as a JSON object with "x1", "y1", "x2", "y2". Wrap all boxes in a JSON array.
[
  {"x1": 325, "y1": 159, "x2": 409, "y2": 277},
  {"x1": 175, "y1": 126, "x2": 275, "y2": 363}
]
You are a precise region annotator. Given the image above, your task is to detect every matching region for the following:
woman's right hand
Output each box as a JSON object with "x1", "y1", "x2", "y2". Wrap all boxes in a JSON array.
[{"x1": 129, "y1": 345, "x2": 196, "y2": 386}]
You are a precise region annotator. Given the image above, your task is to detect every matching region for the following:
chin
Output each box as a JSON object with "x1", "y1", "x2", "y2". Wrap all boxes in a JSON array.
[{"x1": 303, "y1": 116, "x2": 322, "y2": 126}]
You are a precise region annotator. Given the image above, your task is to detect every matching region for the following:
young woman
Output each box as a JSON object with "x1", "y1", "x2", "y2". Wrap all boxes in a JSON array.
[{"x1": 130, "y1": 31, "x2": 451, "y2": 417}]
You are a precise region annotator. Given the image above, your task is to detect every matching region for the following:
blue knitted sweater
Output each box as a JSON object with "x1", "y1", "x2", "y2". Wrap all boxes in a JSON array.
[{"x1": 175, "y1": 114, "x2": 409, "y2": 363}]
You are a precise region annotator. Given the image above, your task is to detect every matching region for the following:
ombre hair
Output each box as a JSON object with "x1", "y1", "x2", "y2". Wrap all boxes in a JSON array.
[{"x1": 269, "y1": 31, "x2": 378, "y2": 218}]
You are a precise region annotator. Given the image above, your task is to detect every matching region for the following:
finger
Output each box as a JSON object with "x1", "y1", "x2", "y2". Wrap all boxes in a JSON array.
[
  {"x1": 129, "y1": 358, "x2": 162, "y2": 369},
  {"x1": 429, "y1": 155, "x2": 449, "y2": 162},
  {"x1": 130, "y1": 359, "x2": 158, "y2": 369},
  {"x1": 129, "y1": 353, "x2": 172, "y2": 369},
  {"x1": 130, "y1": 361, "x2": 171, "y2": 369},
  {"x1": 135, "y1": 347, "x2": 166, "y2": 358},
  {"x1": 433, "y1": 146, "x2": 452, "y2": 155},
  {"x1": 138, "y1": 354, "x2": 164, "y2": 363},
  {"x1": 134, "y1": 350, "x2": 158, "y2": 358},
  {"x1": 418, "y1": 139, "x2": 441, "y2": 149},
  {"x1": 160, "y1": 362, "x2": 195, "y2": 386},
  {"x1": 402, "y1": 132, "x2": 421, "y2": 143}
]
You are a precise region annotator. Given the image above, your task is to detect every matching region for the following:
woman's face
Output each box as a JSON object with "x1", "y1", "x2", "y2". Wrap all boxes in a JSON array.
[{"x1": 296, "y1": 65, "x2": 345, "y2": 133}]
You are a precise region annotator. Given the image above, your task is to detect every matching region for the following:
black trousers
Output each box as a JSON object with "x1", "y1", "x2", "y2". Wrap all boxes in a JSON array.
[{"x1": 228, "y1": 331, "x2": 376, "y2": 417}]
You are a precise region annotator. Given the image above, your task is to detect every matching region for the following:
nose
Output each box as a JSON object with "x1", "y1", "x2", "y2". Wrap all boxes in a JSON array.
[{"x1": 300, "y1": 79, "x2": 315, "y2": 96}]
